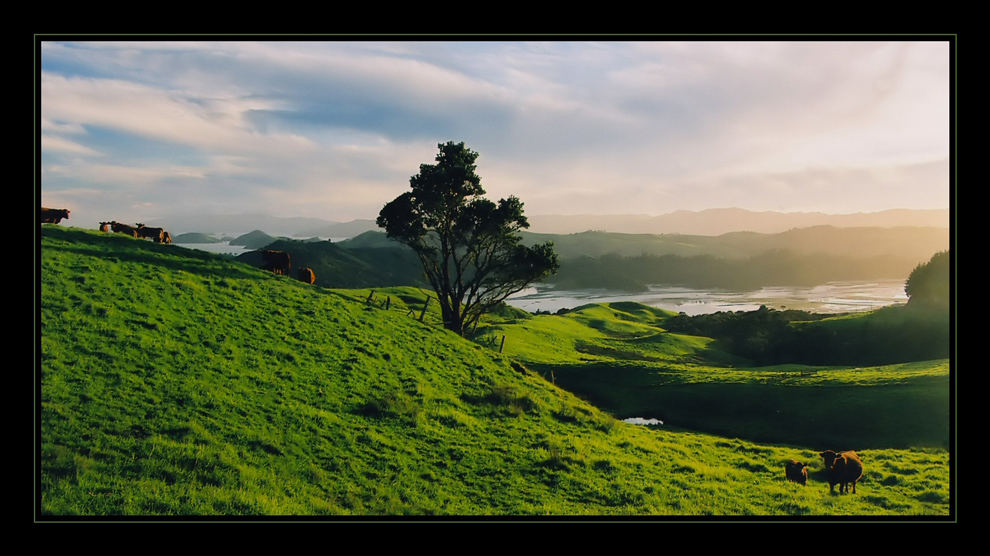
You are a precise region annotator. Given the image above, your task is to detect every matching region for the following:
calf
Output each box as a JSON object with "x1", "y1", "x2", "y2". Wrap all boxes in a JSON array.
[
  {"x1": 41, "y1": 207, "x2": 70, "y2": 224},
  {"x1": 784, "y1": 460, "x2": 808, "y2": 486},
  {"x1": 819, "y1": 450, "x2": 864, "y2": 494},
  {"x1": 297, "y1": 266, "x2": 316, "y2": 284},
  {"x1": 99, "y1": 222, "x2": 112, "y2": 232}
]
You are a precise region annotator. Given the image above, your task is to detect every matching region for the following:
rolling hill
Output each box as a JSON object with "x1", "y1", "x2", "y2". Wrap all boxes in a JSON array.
[{"x1": 38, "y1": 227, "x2": 951, "y2": 517}]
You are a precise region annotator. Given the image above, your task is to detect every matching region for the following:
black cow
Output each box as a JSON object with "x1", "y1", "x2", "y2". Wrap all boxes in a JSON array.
[
  {"x1": 41, "y1": 207, "x2": 70, "y2": 224},
  {"x1": 260, "y1": 249, "x2": 291, "y2": 275}
]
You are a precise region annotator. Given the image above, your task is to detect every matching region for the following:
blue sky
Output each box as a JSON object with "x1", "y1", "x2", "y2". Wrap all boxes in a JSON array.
[{"x1": 40, "y1": 39, "x2": 951, "y2": 228}]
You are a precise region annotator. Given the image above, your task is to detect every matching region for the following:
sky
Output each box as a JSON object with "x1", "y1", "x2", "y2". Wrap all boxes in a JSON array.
[{"x1": 39, "y1": 39, "x2": 952, "y2": 228}]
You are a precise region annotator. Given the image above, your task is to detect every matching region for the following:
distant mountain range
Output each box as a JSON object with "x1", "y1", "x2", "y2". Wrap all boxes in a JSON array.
[
  {"x1": 144, "y1": 213, "x2": 378, "y2": 238},
  {"x1": 149, "y1": 208, "x2": 949, "y2": 239},
  {"x1": 341, "y1": 225, "x2": 948, "y2": 264},
  {"x1": 525, "y1": 208, "x2": 950, "y2": 235}
]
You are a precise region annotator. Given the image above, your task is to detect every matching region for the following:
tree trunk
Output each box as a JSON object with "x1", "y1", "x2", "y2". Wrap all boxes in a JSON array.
[{"x1": 439, "y1": 300, "x2": 465, "y2": 336}]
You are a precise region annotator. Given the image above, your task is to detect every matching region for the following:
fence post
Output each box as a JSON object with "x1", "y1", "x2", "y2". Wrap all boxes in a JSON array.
[
  {"x1": 385, "y1": 296, "x2": 391, "y2": 310},
  {"x1": 499, "y1": 335, "x2": 506, "y2": 353},
  {"x1": 366, "y1": 290, "x2": 375, "y2": 304},
  {"x1": 419, "y1": 296, "x2": 430, "y2": 322}
]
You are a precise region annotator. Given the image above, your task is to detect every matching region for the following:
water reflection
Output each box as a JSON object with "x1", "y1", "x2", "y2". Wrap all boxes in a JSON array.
[
  {"x1": 506, "y1": 280, "x2": 907, "y2": 315},
  {"x1": 174, "y1": 237, "x2": 350, "y2": 257},
  {"x1": 623, "y1": 417, "x2": 664, "y2": 426}
]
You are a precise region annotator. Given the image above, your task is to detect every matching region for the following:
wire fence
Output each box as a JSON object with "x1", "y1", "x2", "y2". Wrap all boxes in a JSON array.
[{"x1": 360, "y1": 289, "x2": 508, "y2": 353}]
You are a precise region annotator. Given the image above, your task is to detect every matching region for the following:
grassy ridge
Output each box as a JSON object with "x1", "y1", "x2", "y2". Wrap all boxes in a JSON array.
[
  {"x1": 236, "y1": 237, "x2": 428, "y2": 289},
  {"x1": 39, "y1": 227, "x2": 950, "y2": 516}
]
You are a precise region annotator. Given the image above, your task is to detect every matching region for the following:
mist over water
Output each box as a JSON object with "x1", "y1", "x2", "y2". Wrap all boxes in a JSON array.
[{"x1": 506, "y1": 280, "x2": 908, "y2": 315}]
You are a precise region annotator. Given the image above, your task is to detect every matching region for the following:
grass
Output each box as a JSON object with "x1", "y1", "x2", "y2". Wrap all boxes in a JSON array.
[
  {"x1": 38, "y1": 226, "x2": 951, "y2": 517},
  {"x1": 477, "y1": 301, "x2": 950, "y2": 450}
]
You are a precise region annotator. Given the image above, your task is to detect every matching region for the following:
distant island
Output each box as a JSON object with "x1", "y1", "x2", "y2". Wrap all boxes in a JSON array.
[
  {"x1": 228, "y1": 230, "x2": 290, "y2": 250},
  {"x1": 171, "y1": 232, "x2": 226, "y2": 244}
]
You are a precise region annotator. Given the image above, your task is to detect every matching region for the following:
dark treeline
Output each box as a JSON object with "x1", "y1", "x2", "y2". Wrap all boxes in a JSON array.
[
  {"x1": 663, "y1": 304, "x2": 949, "y2": 366},
  {"x1": 906, "y1": 250, "x2": 950, "y2": 307},
  {"x1": 546, "y1": 250, "x2": 922, "y2": 291}
]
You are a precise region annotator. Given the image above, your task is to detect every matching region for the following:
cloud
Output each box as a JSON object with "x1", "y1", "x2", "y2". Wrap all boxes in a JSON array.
[
  {"x1": 41, "y1": 135, "x2": 103, "y2": 156},
  {"x1": 39, "y1": 40, "x2": 951, "y2": 224}
]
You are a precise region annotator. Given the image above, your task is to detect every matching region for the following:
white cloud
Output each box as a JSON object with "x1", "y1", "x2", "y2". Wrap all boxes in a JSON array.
[
  {"x1": 42, "y1": 134, "x2": 103, "y2": 156},
  {"x1": 39, "y1": 40, "x2": 951, "y2": 223},
  {"x1": 41, "y1": 72, "x2": 317, "y2": 157},
  {"x1": 45, "y1": 159, "x2": 206, "y2": 186}
]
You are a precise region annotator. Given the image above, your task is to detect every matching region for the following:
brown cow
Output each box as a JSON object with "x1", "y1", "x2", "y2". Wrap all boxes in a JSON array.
[
  {"x1": 41, "y1": 207, "x2": 70, "y2": 224},
  {"x1": 785, "y1": 460, "x2": 808, "y2": 486},
  {"x1": 819, "y1": 450, "x2": 864, "y2": 494},
  {"x1": 161, "y1": 231, "x2": 172, "y2": 244},
  {"x1": 109, "y1": 221, "x2": 139, "y2": 238},
  {"x1": 260, "y1": 249, "x2": 291, "y2": 275},
  {"x1": 99, "y1": 222, "x2": 112, "y2": 232},
  {"x1": 297, "y1": 266, "x2": 315, "y2": 284},
  {"x1": 135, "y1": 224, "x2": 167, "y2": 243}
]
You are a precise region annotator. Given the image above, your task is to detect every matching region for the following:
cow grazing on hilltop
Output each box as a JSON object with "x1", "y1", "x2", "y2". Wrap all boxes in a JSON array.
[
  {"x1": 41, "y1": 207, "x2": 70, "y2": 224},
  {"x1": 109, "y1": 221, "x2": 140, "y2": 238},
  {"x1": 819, "y1": 450, "x2": 864, "y2": 494},
  {"x1": 260, "y1": 249, "x2": 291, "y2": 275},
  {"x1": 161, "y1": 231, "x2": 172, "y2": 244},
  {"x1": 297, "y1": 267, "x2": 316, "y2": 284},
  {"x1": 785, "y1": 460, "x2": 808, "y2": 486},
  {"x1": 135, "y1": 224, "x2": 168, "y2": 243},
  {"x1": 99, "y1": 222, "x2": 112, "y2": 232}
]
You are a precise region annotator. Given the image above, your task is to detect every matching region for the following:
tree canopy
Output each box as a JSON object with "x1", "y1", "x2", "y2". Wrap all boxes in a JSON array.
[
  {"x1": 377, "y1": 141, "x2": 559, "y2": 335},
  {"x1": 905, "y1": 250, "x2": 950, "y2": 307}
]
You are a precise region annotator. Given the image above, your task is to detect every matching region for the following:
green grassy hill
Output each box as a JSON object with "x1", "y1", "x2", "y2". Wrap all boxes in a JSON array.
[
  {"x1": 39, "y1": 227, "x2": 951, "y2": 517},
  {"x1": 478, "y1": 303, "x2": 950, "y2": 450}
]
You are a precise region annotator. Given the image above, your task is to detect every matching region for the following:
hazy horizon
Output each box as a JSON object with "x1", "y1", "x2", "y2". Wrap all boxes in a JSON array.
[{"x1": 40, "y1": 39, "x2": 951, "y2": 229}]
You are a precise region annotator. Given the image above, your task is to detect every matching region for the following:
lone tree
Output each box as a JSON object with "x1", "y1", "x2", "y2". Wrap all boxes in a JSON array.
[{"x1": 377, "y1": 141, "x2": 559, "y2": 336}]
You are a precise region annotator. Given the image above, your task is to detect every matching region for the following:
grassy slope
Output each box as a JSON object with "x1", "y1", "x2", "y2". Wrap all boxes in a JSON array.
[
  {"x1": 479, "y1": 303, "x2": 950, "y2": 450},
  {"x1": 39, "y1": 227, "x2": 950, "y2": 516}
]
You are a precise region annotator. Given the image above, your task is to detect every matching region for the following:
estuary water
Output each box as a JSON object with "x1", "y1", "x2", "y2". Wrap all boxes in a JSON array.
[
  {"x1": 174, "y1": 242, "x2": 255, "y2": 256},
  {"x1": 174, "y1": 237, "x2": 350, "y2": 257},
  {"x1": 505, "y1": 279, "x2": 908, "y2": 316}
]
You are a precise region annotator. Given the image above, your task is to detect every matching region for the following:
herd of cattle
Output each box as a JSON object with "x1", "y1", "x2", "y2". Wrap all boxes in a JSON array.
[
  {"x1": 259, "y1": 249, "x2": 316, "y2": 284},
  {"x1": 786, "y1": 450, "x2": 864, "y2": 494},
  {"x1": 100, "y1": 221, "x2": 173, "y2": 244},
  {"x1": 41, "y1": 206, "x2": 317, "y2": 285}
]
